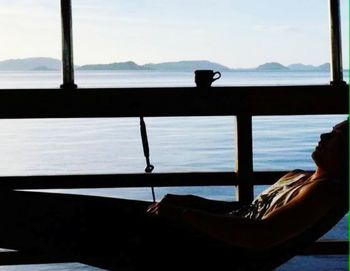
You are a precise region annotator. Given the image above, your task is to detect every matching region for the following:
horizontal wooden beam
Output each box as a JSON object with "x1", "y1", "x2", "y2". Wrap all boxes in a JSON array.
[
  {"x1": 0, "y1": 85, "x2": 347, "y2": 119},
  {"x1": 0, "y1": 171, "x2": 309, "y2": 190},
  {"x1": 0, "y1": 172, "x2": 237, "y2": 189}
]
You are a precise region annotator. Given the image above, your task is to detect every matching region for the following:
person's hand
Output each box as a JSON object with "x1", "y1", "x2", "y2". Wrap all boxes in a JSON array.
[
  {"x1": 146, "y1": 194, "x2": 185, "y2": 214},
  {"x1": 147, "y1": 199, "x2": 185, "y2": 222},
  {"x1": 154, "y1": 194, "x2": 198, "y2": 208}
]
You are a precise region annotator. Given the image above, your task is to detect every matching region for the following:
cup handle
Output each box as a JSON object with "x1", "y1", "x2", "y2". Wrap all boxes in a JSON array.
[{"x1": 213, "y1": 71, "x2": 221, "y2": 81}]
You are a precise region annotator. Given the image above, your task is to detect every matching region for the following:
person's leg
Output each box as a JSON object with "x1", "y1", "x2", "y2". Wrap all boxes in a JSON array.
[
  {"x1": 0, "y1": 190, "x2": 152, "y2": 260},
  {"x1": 0, "y1": 191, "x2": 247, "y2": 270}
]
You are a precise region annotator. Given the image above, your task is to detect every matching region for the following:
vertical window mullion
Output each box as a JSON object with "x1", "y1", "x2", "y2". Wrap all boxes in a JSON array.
[
  {"x1": 236, "y1": 115, "x2": 254, "y2": 204},
  {"x1": 329, "y1": 0, "x2": 345, "y2": 85},
  {"x1": 60, "y1": 0, "x2": 77, "y2": 89}
]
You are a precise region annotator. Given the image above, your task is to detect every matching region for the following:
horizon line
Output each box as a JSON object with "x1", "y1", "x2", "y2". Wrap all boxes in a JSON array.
[{"x1": 0, "y1": 56, "x2": 337, "y2": 70}]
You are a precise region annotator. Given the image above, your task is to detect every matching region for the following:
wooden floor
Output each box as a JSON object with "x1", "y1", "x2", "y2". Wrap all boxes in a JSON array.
[
  {"x1": 0, "y1": 263, "x2": 105, "y2": 271},
  {"x1": 0, "y1": 256, "x2": 347, "y2": 271}
]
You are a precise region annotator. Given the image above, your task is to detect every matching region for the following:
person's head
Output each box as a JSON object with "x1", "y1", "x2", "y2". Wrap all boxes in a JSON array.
[{"x1": 312, "y1": 120, "x2": 349, "y2": 179}]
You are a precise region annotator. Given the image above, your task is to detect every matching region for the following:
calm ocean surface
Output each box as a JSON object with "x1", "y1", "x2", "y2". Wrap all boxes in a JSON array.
[
  {"x1": 0, "y1": 69, "x2": 348, "y2": 88},
  {"x1": 0, "y1": 70, "x2": 348, "y2": 270}
]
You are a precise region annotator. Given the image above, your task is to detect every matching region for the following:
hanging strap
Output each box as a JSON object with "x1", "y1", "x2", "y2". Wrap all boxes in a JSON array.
[{"x1": 140, "y1": 117, "x2": 156, "y2": 202}]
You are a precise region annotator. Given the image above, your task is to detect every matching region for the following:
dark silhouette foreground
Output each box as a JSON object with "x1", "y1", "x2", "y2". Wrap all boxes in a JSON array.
[{"x1": 0, "y1": 120, "x2": 348, "y2": 270}]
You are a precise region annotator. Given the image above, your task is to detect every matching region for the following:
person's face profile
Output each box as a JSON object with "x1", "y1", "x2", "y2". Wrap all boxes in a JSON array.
[{"x1": 312, "y1": 120, "x2": 348, "y2": 177}]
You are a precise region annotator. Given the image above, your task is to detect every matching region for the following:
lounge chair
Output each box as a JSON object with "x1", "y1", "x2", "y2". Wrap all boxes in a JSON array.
[{"x1": 0, "y1": 180, "x2": 347, "y2": 270}]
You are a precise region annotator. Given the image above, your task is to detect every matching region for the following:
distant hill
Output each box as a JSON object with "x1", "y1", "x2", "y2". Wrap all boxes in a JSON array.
[
  {"x1": 256, "y1": 62, "x2": 289, "y2": 71},
  {"x1": 78, "y1": 60, "x2": 230, "y2": 71},
  {"x1": 316, "y1": 63, "x2": 330, "y2": 71},
  {"x1": 0, "y1": 57, "x2": 61, "y2": 71},
  {"x1": 288, "y1": 63, "x2": 316, "y2": 71},
  {"x1": 78, "y1": 61, "x2": 149, "y2": 71},
  {"x1": 143, "y1": 60, "x2": 230, "y2": 71},
  {"x1": 32, "y1": 65, "x2": 58, "y2": 71},
  {"x1": 0, "y1": 57, "x2": 333, "y2": 72},
  {"x1": 288, "y1": 63, "x2": 330, "y2": 71}
]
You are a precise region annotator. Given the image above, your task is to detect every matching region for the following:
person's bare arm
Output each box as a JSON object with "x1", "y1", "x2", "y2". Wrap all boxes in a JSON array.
[
  {"x1": 161, "y1": 179, "x2": 338, "y2": 250},
  {"x1": 260, "y1": 179, "x2": 338, "y2": 245},
  {"x1": 181, "y1": 208, "x2": 271, "y2": 249},
  {"x1": 148, "y1": 194, "x2": 242, "y2": 214},
  {"x1": 149, "y1": 201, "x2": 273, "y2": 249}
]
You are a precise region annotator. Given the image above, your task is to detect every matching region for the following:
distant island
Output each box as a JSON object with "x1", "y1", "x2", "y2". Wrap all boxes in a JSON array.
[
  {"x1": 78, "y1": 60, "x2": 231, "y2": 72},
  {"x1": 79, "y1": 61, "x2": 148, "y2": 71},
  {"x1": 0, "y1": 57, "x2": 61, "y2": 71},
  {"x1": 256, "y1": 62, "x2": 290, "y2": 71},
  {"x1": 0, "y1": 57, "x2": 333, "y2": 72}
]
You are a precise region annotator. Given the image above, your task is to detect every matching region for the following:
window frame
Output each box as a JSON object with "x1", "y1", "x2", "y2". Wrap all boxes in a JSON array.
[{"x1": 0, "y1": 0, "x2": 347, "y2": 258}]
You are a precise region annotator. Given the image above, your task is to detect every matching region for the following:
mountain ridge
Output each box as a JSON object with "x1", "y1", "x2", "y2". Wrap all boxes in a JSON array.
[
  {"x1": 0, "y1": 57, "x2": 61, "y2": 71},
  {"x1": 256, "y1": 62, "x2": 290, "y2": 71},
  {"x1": 0, "y1": 57, "x2": 334, "y2": 72},
  {"x1": 142, "y1": 60, "x2": 231, "y2": 71}
]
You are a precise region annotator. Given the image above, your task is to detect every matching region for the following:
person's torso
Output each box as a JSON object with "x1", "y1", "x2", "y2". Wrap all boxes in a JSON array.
[{"x1": 230, "y1": 170, "x2": 312, "y2": 220}]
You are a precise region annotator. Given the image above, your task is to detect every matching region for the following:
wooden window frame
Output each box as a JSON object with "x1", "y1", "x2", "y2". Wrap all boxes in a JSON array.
[{"x1": 0, "y1": 0, "x2": 347, "y2": 259}]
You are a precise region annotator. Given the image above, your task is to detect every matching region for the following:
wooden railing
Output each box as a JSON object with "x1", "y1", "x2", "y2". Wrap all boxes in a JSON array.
[
  {"x1": 0, "y1": 0, "x2": 348, "y2": 266},
  {"x1": 0, "y1": 84, "x2": 348, "y2": 260}
]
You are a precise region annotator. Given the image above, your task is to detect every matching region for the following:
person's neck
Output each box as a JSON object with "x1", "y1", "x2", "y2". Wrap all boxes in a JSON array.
[{"x1": 311, "y1": 167, "x2": 332, "y2": 181}]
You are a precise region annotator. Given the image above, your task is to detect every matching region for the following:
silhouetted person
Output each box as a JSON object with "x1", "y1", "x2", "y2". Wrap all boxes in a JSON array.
[
  {"x1": 0, "y1": 120, "x2": 347, "y2": 270},
  {"x1": 147, "y1": 120, "x2": 348, "y2": 248}
]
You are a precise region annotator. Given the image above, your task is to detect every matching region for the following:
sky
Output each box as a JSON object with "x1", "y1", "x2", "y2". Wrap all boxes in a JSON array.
[{"x1": 0, "y1": 0, "x2": 348, "y2": 68}]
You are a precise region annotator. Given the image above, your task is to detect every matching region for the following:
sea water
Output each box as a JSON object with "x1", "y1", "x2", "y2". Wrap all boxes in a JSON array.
[
  {"x1": 0, "y1": 70, "x2": 348, "y2": 270},
  {"x1": 0, "y1": 70, "x2": 344, "y2": 88}
]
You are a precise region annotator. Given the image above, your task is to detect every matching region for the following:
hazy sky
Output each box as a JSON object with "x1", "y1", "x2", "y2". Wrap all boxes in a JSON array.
[{"x1": 0, "y1": 0, "x2": 348, "y2": 68}]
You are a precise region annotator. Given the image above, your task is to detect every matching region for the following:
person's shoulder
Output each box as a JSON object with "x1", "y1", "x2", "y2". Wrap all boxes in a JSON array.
[
  {"x1": 287, "y1": 169, "x2": 306, "y2": 176},
  {"x1": 298, "y1": 176, "x2": 338, "y2": 206},
  {"x1": 278, "y1": 169, "x2": 308, "y2": 181},
  {"x1": 268, "y1": 170, "x2": 310, "y2": 189}
]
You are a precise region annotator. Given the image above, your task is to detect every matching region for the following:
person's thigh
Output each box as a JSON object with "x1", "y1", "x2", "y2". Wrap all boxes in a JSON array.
[
  {"x1": 0, "y1": 191, "x2": 152, "y2": 256},
  {"x1": 0, "y1": 191, "x2": 246, "y2": 270}
]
